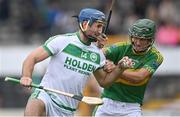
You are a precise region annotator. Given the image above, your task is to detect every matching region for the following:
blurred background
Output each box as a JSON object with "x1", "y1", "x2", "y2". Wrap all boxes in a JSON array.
[{"x1": 0, "y1": 0, "x2": 180, "y2": 116}]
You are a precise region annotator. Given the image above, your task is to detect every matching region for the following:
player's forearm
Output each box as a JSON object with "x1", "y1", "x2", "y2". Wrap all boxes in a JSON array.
[
  {"x1": 22, "y1": 47, "x2": 50, "y2": 78},
  {"x1": 22, "y1": 55, "x2": 36, "y2": 78},
  {"x1": 97, "y1": 67, "x2": 125, "y2": 88},
  {"x1": 105, "y1": 67, "x2": 125, "y2": 87},
  {"x1": 120, "y1": 70, "x2": 148, "y2": 83}
]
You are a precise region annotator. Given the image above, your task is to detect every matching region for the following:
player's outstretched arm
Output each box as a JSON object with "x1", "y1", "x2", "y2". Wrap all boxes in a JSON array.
[
  {"x1": 94, "y1": 66, "x2": 125, "y2": 88},
  {"x1": 20, "y1": 46, "x2": 50, "y2": 87},
  {"x1": 120, "y1": 68, "x2": 151, "y2": 84},
  {"x1": 93, "y1": 56, "x2": 133, "y2": 88}
]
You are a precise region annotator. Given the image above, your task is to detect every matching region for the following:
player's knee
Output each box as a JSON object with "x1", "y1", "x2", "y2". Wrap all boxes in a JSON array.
[{"x1": 24, "y1": 99, "x2": 46, "y2": 116}]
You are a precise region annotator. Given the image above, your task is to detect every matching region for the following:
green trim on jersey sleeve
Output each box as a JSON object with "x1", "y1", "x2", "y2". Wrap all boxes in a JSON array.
[
  {"x1": 143, "y1": 47, "x2": 163, "y2": 74},
  {"x1": 43, "y1": 35, "x2": 60, "y2": 56},
  {"x1": 42, "y1": 45, "x2": 53, "y2": 56},
  {"x1": 151, "y1": 47, "x2": 164, "y2": 64}
]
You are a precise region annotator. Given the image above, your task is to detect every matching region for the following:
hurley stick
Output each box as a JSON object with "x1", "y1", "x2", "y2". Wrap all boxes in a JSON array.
[{"x1": 5, "y1": 77, "x2": 103, "y2": 105}]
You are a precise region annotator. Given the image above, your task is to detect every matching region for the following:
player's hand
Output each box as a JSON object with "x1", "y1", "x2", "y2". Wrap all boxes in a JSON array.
[
  {"x1": 96, "y1": 33, "x2": 107, "y2": 48},
  {"x1": 20, "y1": 76, "x2": 32, "y2": 89},
  {"x1": 118, "y1": 56, "x2": 134, "y2": 69},
  {"x1": 103, "y1": 60, "x2": 116, "y2": 73}
]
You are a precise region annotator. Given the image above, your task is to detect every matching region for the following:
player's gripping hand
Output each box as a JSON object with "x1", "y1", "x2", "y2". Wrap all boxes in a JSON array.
[
  {"x1": 20, "y1": 77, "x2": 32, "y2": 89},
  {"x1": 103, "y1": 60, "x2": 116, "y2": 73},
  {"x1": 118, "y1": 56, "x2": 134, "y2": 69},
  {"x1": 96, "y1": 33, "x2": 107, "y2": 48}
]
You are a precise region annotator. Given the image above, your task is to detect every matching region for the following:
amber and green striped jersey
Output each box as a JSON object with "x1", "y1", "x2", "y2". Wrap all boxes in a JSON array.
[{"x1": 102, "y1": 42, "x2": 163, "y2": 105}]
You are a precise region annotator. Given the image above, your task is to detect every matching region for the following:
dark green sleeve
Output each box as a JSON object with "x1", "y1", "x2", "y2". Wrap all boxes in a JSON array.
[{"x1": 104, "y1": 42, "x2": 127, "y2": 64}]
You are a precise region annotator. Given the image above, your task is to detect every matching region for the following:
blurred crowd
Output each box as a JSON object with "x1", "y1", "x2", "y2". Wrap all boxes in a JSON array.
[{"x1": 0, "y1": 0, "x2": 180, "y2": 46}]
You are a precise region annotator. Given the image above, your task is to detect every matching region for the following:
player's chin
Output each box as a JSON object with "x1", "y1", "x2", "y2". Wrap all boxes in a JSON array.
[
  {"x1": 92, "y1": 38, "x2": 97, "y2": 42},
  {"x1": 89, "y1": 35, "x2": 98, "y2": 42},
  {"x1": 135, "y1": 48, "x2": 147, "y2": 53}
]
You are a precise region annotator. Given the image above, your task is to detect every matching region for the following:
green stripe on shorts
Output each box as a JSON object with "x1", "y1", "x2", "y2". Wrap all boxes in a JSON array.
[
  {"x1": 30, "y1": 89, "x2": 40, "y2": 99},
  {"x1": 49, "y1": 93, "x2": 76, "y2": 112},
  {"x1": 92, "y1": 105, "x2": 99, "y2": 116}
]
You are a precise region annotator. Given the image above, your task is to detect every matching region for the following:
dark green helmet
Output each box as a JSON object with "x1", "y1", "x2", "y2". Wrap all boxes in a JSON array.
[
  {"x1": 129, "y1": 19, "x2": 156, "y2": 53},
  {"x1": 129, "y1": 19, "x2": 156, "y2": 40}
]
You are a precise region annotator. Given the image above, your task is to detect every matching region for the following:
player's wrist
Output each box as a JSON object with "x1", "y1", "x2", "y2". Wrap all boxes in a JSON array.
[
  {"x1": 116, "y1": 66, "x2": 125, "y2": 73},
  {"x1": 21, "y1": 76, "x2": 32, "y2": 80}
]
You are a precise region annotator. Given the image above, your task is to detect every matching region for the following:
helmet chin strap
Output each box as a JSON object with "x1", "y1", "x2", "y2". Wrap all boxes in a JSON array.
[
  {"x1": 132, "y1": 45, "x2": 149, "y2": 53},
  {"x1": 79, "y1": 20, "x2": 89, "y2": 32},
  {"x1": 79, "y1": 21, "x2": 97, "y2": 42}
]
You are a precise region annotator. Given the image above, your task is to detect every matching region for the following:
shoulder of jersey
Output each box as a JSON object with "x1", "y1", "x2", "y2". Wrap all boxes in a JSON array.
[
  {"x1": 59, "y1": 32, "x2": 77, "y2": 38},
  {"x1": 150, "y1": 47, "x2": 164, "y2": 63},
  {"x1": 52, "y1": 33, "x2": 77, "y2": 40}
]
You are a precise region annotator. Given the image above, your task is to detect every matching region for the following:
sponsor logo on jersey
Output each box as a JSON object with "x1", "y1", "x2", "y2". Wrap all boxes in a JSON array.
[
  {"x1": 131, "y1": 59, "x2": 139, "y2": 67},
  {"x1": 64, "y1": 57, "x2": 96, "y2": 75},
  {"x1": 90, "y1": 53, "x2": 98, "y2": 62},
  {"x1": 63, "y1": 44, "x2": 100, "y2": 64},
  {"x1": 152, "y1": 61, "x2": 160, "y2": 68}
]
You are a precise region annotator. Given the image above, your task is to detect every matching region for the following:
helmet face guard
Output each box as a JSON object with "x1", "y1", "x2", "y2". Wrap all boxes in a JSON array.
[
  {"x1": 78, "y1": 8, "x2": 106, "y2": 42},
  {"x1": 128, "y1": 19, "x2": 156, "y2": 53}
]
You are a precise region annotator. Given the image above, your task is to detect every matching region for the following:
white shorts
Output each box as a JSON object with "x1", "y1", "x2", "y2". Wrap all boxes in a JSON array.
[
  {"x1": 30, "y1": 89, "x2": 76, "y2": 116},
  {"x1": 94, "y1": 98, "x2": 142, "y2": 117}
]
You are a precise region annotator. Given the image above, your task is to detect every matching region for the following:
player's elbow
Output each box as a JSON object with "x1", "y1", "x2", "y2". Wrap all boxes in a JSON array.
[
  {"x1": 131, "y1": 79, "x2": 144, "y2": 84},
  {"x1": 99, "y1": 84, "x2": 110, "y2": 88},
  {"x1": 134, "y1": 69, "x2": 151, "y2": 83},
  {"x1": 98, "y1": 81, "x2": 112, "y2": 88},
  {"x1": 131, "y1": 76, "x2": 147, "y2": 84}
]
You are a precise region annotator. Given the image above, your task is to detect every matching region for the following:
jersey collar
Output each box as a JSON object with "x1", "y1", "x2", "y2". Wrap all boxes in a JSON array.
[{"x1": 76, "y1": 31, "x2": 91, "y2": 46}]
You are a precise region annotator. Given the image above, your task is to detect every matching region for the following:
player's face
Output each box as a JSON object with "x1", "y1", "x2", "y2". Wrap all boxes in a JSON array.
[
  {"x1": 86, "y1": 21, "x2": 105, "y2": 38},
  {"x1": 131, "y1": 37, "x2": 152, "y2": 53}
]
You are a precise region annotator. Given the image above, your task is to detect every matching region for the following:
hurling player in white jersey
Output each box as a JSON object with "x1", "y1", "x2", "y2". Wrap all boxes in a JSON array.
[{"x1": 20, "y1": 8, "x2": 133, "y2": 116}]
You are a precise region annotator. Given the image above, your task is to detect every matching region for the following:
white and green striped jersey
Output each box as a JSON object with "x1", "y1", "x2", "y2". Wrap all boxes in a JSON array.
[{"x1": 41, "y1": 32, "x2": 105, "y2": 110}]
